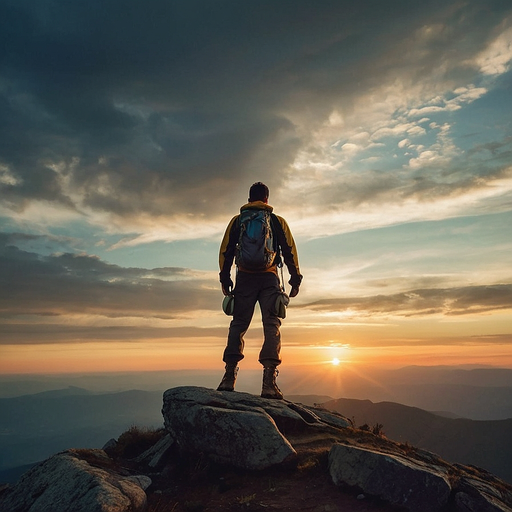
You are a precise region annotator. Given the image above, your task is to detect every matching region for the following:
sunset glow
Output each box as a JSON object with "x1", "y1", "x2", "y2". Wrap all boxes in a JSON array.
[{"x1": 1, "y1": 1, "x2": 512, "y2": 376}]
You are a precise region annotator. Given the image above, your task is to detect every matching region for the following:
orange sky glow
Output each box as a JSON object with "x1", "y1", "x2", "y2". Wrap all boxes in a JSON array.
[
  {"x1": 2, "y1": 319, "x2": 512, "y2": 375},
  {"x1": 1, "y1": 2, "x2": 512, "y2": 379}
]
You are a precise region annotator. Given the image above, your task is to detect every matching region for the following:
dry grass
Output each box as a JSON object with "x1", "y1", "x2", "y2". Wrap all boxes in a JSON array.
[{"x1": 108, "y1": 425, "x2": 166, "y2": 459}]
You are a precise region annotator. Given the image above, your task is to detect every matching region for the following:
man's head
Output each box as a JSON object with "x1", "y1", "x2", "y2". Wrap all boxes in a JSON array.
[{"x1": 248, "y1": 182, "x2": 269, "y2": 203}]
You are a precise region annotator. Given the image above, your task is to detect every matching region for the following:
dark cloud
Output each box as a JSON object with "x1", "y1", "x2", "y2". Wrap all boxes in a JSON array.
[
  {"x1": 0, "y1": 323, "x2": 227, "y2": 344},
  {"x1": 300, "y1": 284, "x2": 512, "y2": 317},
  {"x1": 405, "y1": 165, "x2": 512, "y2": 204},
  {"x1": 0, "y1": 233, "x2": 217, "y2": 318},
  {"x1": 2, "y1": 0, "x2": 510, "y2": 219}
]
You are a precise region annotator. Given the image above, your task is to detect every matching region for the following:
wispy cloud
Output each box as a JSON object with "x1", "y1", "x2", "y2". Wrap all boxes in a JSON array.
[
  {"x1": 473, "y1": 22, "x2": 512, "y2": 75},
  {"x1": 0, "y1": 323, "x2": 227, "y2": 345},
  {"x1": 300, "y1": 284, "x2": 512, "y2": 317}
]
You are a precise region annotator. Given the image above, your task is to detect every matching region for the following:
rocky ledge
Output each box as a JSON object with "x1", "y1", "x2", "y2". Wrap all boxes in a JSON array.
[{"x1": 1, "y1": 386, "x2": 512, "y2": 512}]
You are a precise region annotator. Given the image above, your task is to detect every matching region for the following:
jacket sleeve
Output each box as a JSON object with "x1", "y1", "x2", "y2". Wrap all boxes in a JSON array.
[
  {"x1": 273, "y1": 215, "x2": 303, "y2": 287},
  {"x1": 219, "y1": 215, "x2": 239, "y2": 280}
]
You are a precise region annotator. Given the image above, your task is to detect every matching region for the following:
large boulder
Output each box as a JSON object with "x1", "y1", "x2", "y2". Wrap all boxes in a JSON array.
[
  {"x1": 0, "y1": 449, "x2": 148, "y2": 512},
  {"x1": 162, "y1": 386, "x2": 351, "y2": 470},
  {"x1": 162, "y1": 386, "x2": 297, "y2": 469},
  {"x1": 328, "y1": 443, "x2": 451, "y2": 512}
]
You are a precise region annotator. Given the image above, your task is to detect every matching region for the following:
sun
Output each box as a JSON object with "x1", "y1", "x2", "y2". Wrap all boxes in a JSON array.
[{"x1": 331, "y1": 358, "x2": 341, "y2": 366}]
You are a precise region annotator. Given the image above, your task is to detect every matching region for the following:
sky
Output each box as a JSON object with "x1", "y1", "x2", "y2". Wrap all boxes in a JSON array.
[{"x1": 1, "y1": 0, "x2": 512, "y2": 375}]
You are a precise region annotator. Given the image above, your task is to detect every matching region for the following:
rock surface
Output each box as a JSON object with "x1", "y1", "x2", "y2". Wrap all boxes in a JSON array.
[
  {"x1": 0, "y1": 449, "x2": 147, "y2": 512},
  {"x1": 162, "y1": 386, "x2": 328, "y2": 469},
  {"x1": 133, "y1": 432, "x2": 175, "y2": 468},
  {"x1": 453, "y1": 466, "x2": 512, "y2": 512},
  {"x1": 163, "y1": 385, "x2": 351, "y2": 435},
  {"x1": 328, "y1": 443, "x2": 451, "y2": 512}
]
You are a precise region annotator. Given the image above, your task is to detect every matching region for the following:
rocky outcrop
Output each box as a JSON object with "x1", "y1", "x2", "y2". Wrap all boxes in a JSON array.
[
  {"x1": 0, "y1": 449, "x2": 148, "y2": 512},
  {"x1": 2, "y1": 386, "x2": 512, "y2": 512},
  {"x1": 162, "y1": 386, "x2": 350, "y2": 470}
]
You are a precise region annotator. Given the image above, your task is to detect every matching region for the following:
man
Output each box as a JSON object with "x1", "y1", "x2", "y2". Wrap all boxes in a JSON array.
[{"x1": 218, "y1": 182, "x2": 302, "y2": 399}]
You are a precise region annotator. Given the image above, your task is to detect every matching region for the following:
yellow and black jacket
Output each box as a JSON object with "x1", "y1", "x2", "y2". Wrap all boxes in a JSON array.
[{"x1": 219, "y1": 201, "x2": 302, "y2": 287}]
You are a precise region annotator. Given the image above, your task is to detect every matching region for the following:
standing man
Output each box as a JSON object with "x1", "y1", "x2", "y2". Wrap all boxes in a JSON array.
[{"x1": 218, "y1": 182, "x2": 302, "y2": 399}]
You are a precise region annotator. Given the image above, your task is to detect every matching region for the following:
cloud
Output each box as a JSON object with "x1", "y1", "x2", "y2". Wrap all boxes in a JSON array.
[
  {"x1": 407, "y1": 86, "x2": 488, "y2": 117},
  {"x1": 1, "y1": 0, "x2": 512, "y2": 245},
  {"x1": 474, "y1": 23, "x2": 512, "y2": 75},
  {"x1": 288, "y1": 164, "x2": 512, "y2": 239},
  {"x1": 299, "y1": 284, "x2": 512, "y2": 317},
  {"x1": 0, "y1": 234, "x2": 218, "y2": 319},
  {"x1": 0, "y1": 323, "x2": 227, "y2": 345}
]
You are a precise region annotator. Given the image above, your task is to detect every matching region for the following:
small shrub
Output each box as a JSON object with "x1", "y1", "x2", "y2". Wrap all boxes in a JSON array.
[
  {"x1": 372, "y1": 423, "x2": 385, "y2": 436},
  {"x1": 358, "y1": 422, "x2": 385, "y2": 437},
  {"x1": 113, "y1": 425, "x2": 166, "y2": 459},
  {"x1": 402, "y1": 441, "x2": 414, "y2": 454}
]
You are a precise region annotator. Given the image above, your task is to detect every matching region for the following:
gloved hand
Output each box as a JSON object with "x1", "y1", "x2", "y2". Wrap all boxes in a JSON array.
[
  {"x1": 220, "y1": 277, "x2": 234, "y2": 296},
  {"x1": 289, "y1": 274, "x2": 302, "y2": 298}
]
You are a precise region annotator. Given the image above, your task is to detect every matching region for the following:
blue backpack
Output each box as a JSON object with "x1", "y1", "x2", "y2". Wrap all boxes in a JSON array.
[{"x1": 235, "y1": 209, "x2": 277, "y2": 271}]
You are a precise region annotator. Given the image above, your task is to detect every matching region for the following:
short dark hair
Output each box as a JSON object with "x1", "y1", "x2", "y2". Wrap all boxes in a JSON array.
[{"x1": 249, "y1": 182, "x2": 269, "y2": 202}]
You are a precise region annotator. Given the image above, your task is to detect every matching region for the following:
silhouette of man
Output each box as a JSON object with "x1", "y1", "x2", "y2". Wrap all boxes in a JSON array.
[{"x1": 218, "y1": 182, "x2": 302, "y2": 399}]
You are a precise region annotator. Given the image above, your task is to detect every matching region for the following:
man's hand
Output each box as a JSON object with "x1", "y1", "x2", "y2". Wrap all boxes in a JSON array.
[
  {"x1": 221, "y1": 277, "x2": 234, "y2": 296},
  {"x1": 288, "y1": 274, "x2": 302, "y2": 298}
]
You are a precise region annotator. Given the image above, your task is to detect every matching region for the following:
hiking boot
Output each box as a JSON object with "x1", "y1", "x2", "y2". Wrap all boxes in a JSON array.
[
  {"x1": 217, "y1": 364, "x2": 239, "y2": 391},
  {"x1": 261, "y1": 366, "x2": 283, "y2": 400}
]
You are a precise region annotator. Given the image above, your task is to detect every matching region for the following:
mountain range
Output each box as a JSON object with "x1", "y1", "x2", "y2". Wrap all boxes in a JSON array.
[
  {"x1": 1, "y1": 365, "x2": 512, "y2": 486},
  {"x1": 0, "y1": 387, "x2": 163, "y2": 482}
]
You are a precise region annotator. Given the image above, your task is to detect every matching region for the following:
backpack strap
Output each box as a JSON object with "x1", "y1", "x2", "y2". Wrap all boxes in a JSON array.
[{"x1": 269, "y1": 213, "x2": 283, "y2": 268}]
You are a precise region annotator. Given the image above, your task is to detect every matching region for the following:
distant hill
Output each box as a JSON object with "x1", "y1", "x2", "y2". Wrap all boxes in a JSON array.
[
  {"x1": 0, "y1": 388, "x2": 164, "y2": 475},
  {"x1": 279, "y1": 366, "x2": 512, "y2": 420},
  {"x1": 0, "y1": 370, "x2": 223, "y2": 398},
  {"x1": 27, "y1": 386, "x2": 92, "y2": 398},
  {"x1": 379, "y1": 383, "x2": 512, "y2": 420},
  {"x1": 323, "y1": 397, "x2": 512, "y2": 484},
  {"x1": 0, "y1": 463, "x2": 37, "y2": 485},
  {"x1": 2, "y1": 366, "x2": 512, "y2": 419},
  {"x1": 391, "y1": 366, "x2": 512, "y2": 387},
  {"x1": 286, "y1": 395, "x2": 334, "y2": 406},
  {"x1": 429, "y1": 410, "x2": 464, "y2": 419}
]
